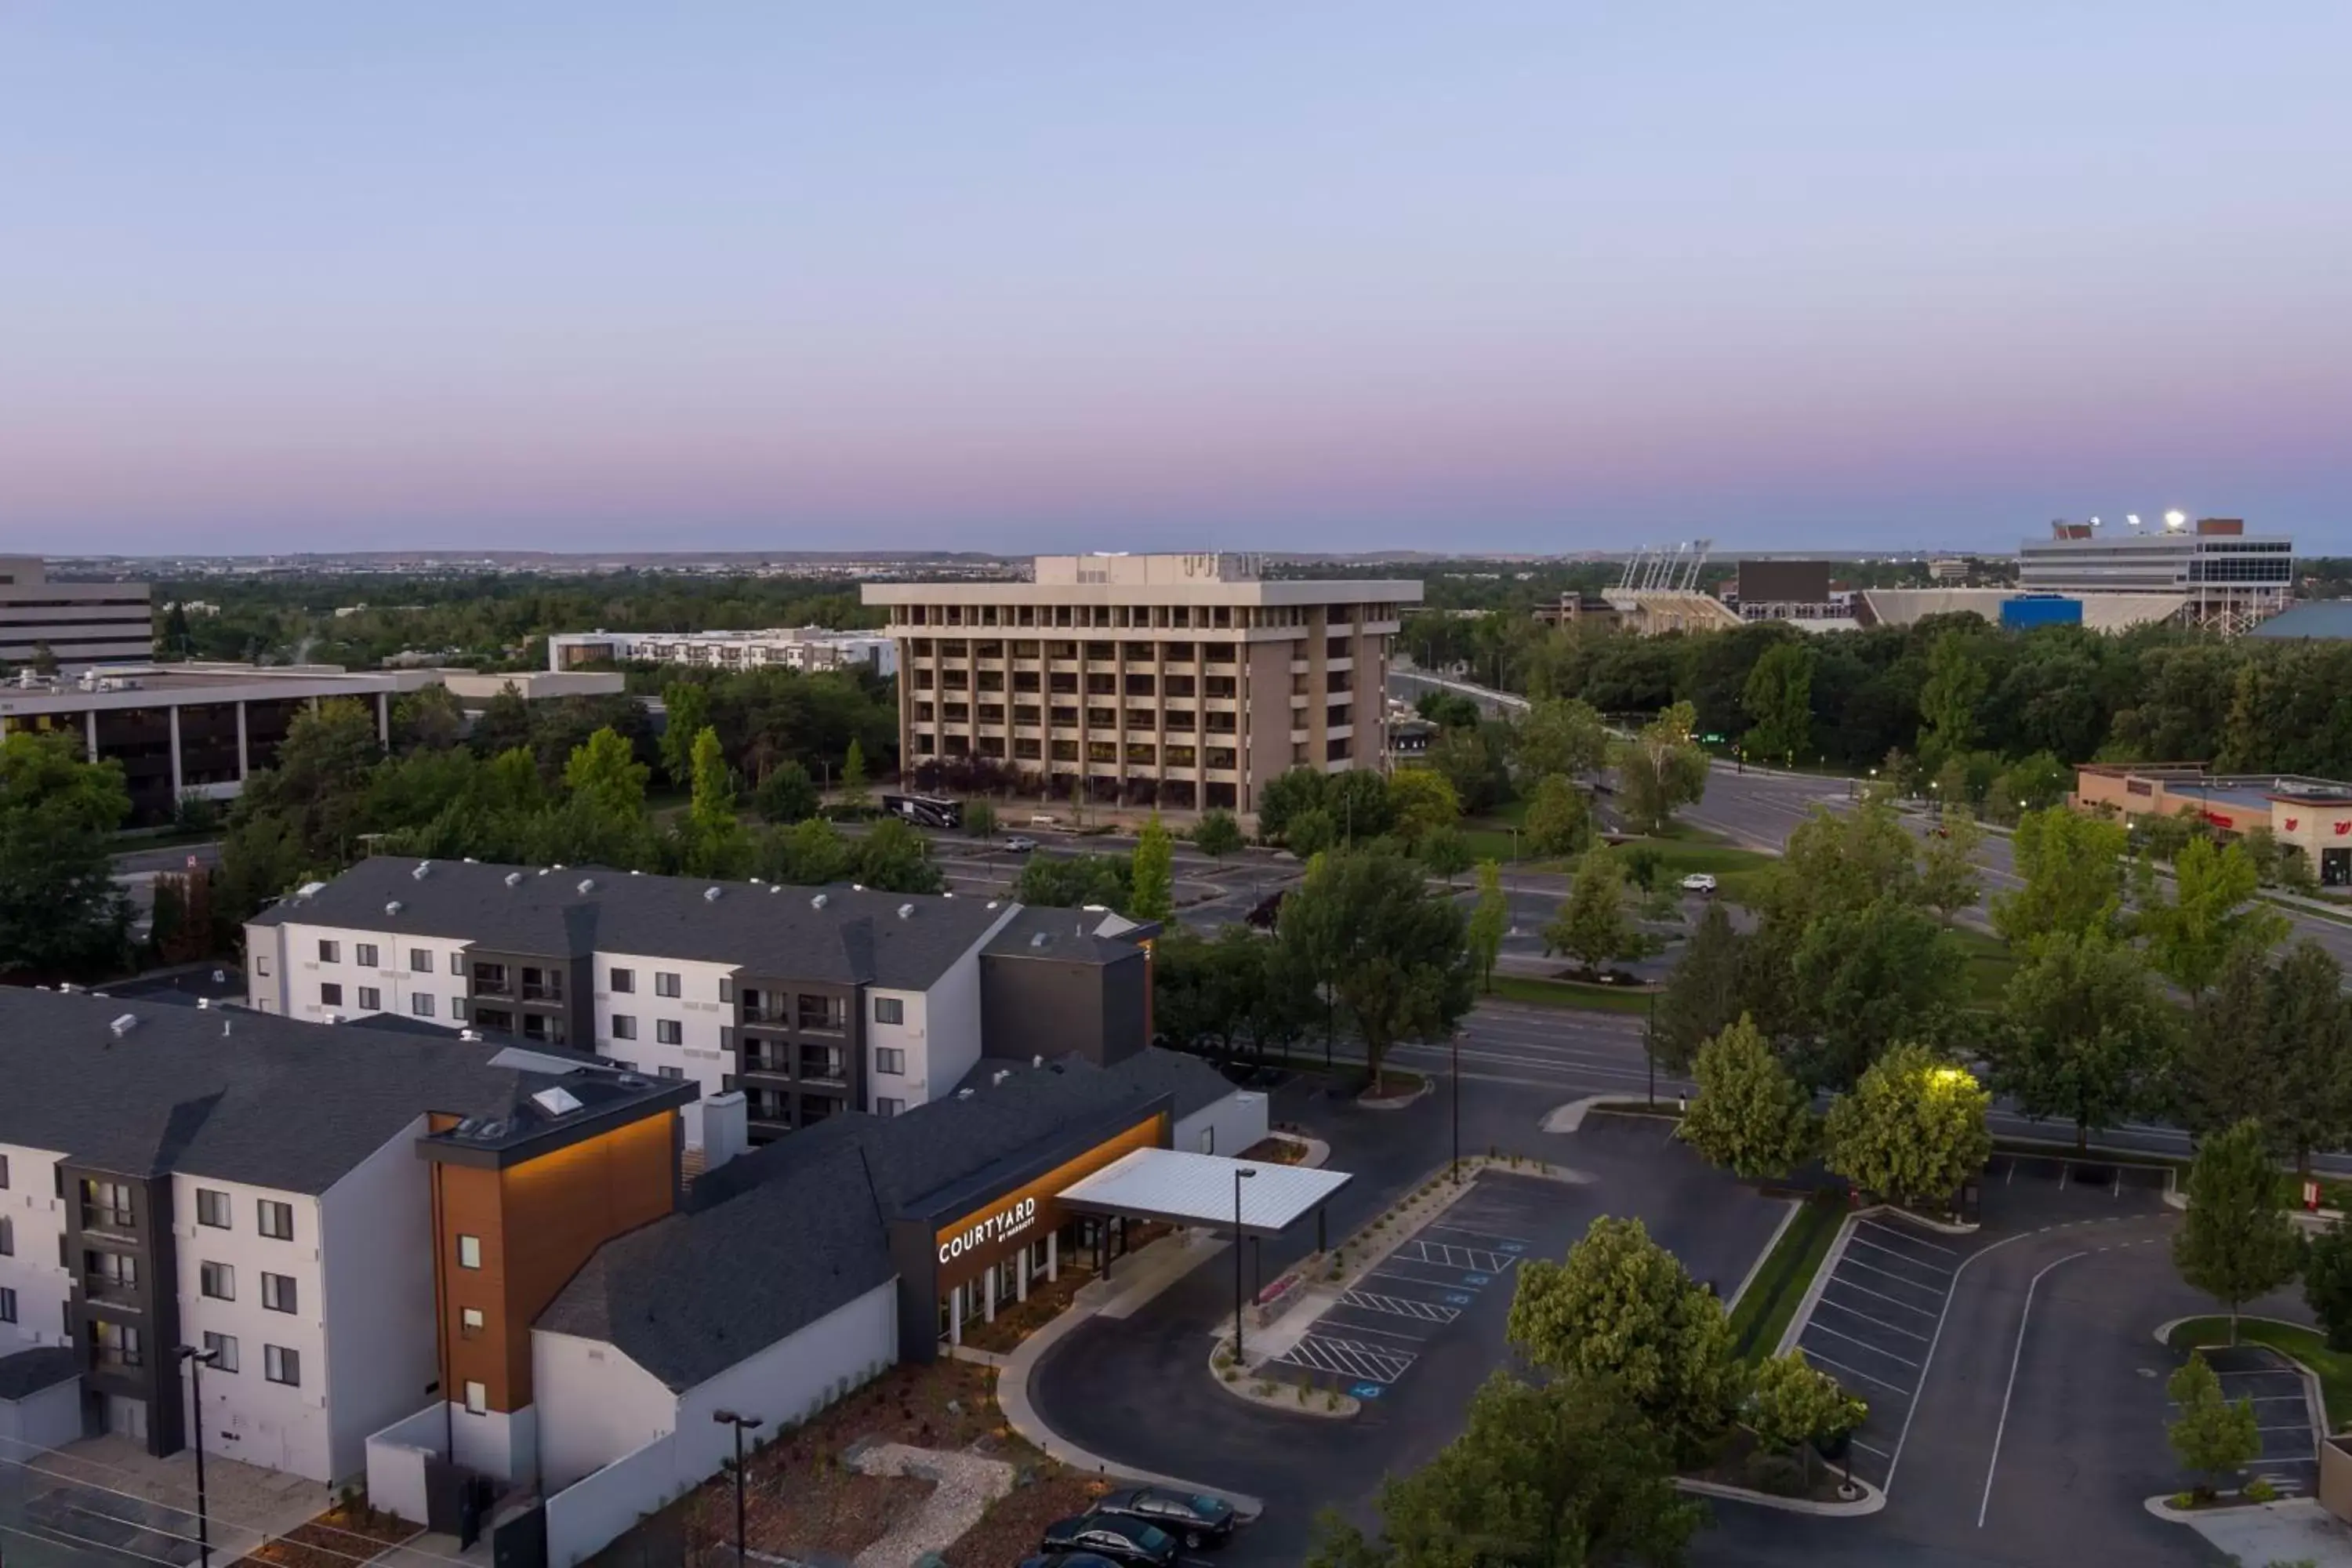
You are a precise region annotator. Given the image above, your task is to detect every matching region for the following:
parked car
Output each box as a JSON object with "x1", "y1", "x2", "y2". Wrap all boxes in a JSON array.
[
  {"x1": 1089, "y1": 1486, "x2": 1239, "y2": 1549},
  {"x1": 1679, "y1": 872, "x2": 1718, "y2": 894},
  {"x1": 1019, "y1": 1555, "x2": 1127, "y2": 1568},
  {"x1": 1002, "y1": 834, "x2": 1040, "y2": 853},
  {"x1": 1039, "y1": 1515, "x2": 1178, "y2": 1566}
]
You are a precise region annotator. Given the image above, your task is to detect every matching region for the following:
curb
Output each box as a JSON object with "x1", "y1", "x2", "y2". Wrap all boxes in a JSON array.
[
  {"x1": 1727, "y1": 1197, "x2": 1802, "y2": 1316},
  {"x1": 1541, "y1": 1094, "x2": 1613, "y2": 1133},
  {"x1": 1675, "y1": 1473, "x2": 1886, "y2": 1517},
  {"x1": 2155, "y1": 1315, "x2": 2336, "y2": 1438},
  {"x1": 1775, "y1": 1211, "x2": 1860, "y2": 1359},
  {"x1": 2142, "y1": 1493, "x2": 2301, "y2": 1522},
  {"x1": 1356, "y1": 1076, "x2": 1436, "y2": 1111},
  {"x1": 1205, "y1": 1336, "x2": 1359, "y2": 1420}
]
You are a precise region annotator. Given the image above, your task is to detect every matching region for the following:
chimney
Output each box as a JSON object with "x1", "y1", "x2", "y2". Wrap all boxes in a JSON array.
[{"x1": 697, "y1": 1091, "x2": 750, "y2": 1172}]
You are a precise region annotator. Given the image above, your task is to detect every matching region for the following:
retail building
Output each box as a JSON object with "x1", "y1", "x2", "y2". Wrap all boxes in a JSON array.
[{"x1": 2073, "y1": 763, "x2": 2352, "y2": 885}]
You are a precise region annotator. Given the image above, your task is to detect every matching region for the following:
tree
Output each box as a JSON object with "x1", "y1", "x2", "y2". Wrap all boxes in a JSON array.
[
  {"x1": 1748, "y1": 1352, "x2": 1867, "y2": 1492},
  {"x1": 1993, "y1": 806, "x2": 2128, "y2": 950},
  {"x1": 1277, "y1": 847, "x2": 1475, "y2": 1095},
  {"x1": 563, "y1": 726, "x2": 650, "y2": 826},
  {"x1": 963, "y1": 798, "x2": 998, "y2": 840},
  {"x1": 1544, "y1": 851, "x2": 1643, "y2": 978},
  {"x1": 752, "y1": 760, "x2": 819, "y2": 825},
  {"x1": 1385, "y1": 768, "x2": 1461, "y2": 848},
  {"x1": 1822, "y1": 1044, "x2": 1991, "y2": 1210},
  {"x1": 1918, "y1": 807, "x2": 1984, "y2": 926},
  {"x1": 2176, "y1": 946, "x2": 2281, "y2": 1143},
  {"x1": 2135, "y1": 836, "x2": 2289, "y2": 997},
  {"x1": 1013, "y1": 851, "x2": 1131, "y2": 909},
  {"x1": 1918, "y1": 630, "x2": 1988, "y2": 765},
  {"x1": 1466, "y1": 860, "x2": 1509, "y2": 993},
  {"x1": 681, "y1": 727, "x2": 750, "y2": 877},
  {"x1": 1787, "y1": 900, "x2": 1965, "y2": 1091},
  {"x1": 1992, "y1": 931, "x2": 2175, "y2": 1150},
  {"x1": 1653, "y1": 900, "x2": 1746, "y2": 1075},
  {"x1": 2173, "y1": 1119, "x2": 2302, "y2": 1344},
  {"x1": 1513, "y1": 697, "x2": 1610, "y2": 782},
  {"x1": 2304, "y1": 1219, "x2": 2352, "y2": 1352},
  {"x1": 1507, "y1": 1214, "x2": 1747, "y2": 1460},
  {"x1": 1678, "y1": 1015, "x2": 1817, "y2": 1180},
  {"x1": 1522, "y1": 774, "x2": 1591, "y2": 858},
  {"x1": 659, "y1": 681, "x2": 710, "y2": 786},
  {"x1": 853, "y1": 816, "x2": 944, "y2": 894},
  {"x1": 1284, "y1": 806, "x2": 1339, "y2": 858},
  {"x1": 1303, "y1": 1371, "x2": 1703, "y2": 1568},
  {"x1": 1427, "y1": 722, "x2": 1514, "y2": 815},
  {"x1": 1741, "y1": 641, "x2": 1816, "y2": 764},
  {"x1": 839, "y1": 738, "x2": 870, "y2": 812},
  {"x1": 1192, "y1": 808, "x2": 1243, "y2": 858},
  {"x1": 390, "y1": 684, "x2": 466, "y2": 752},
  {"x1": 2166, "y1": 1352, "x2": 2260, "y2": 1501},
  {"x1": 1419, "y1": 825, "x2": 1472, "y2": 884},
  {"x1": 757, "y1": 816, "x2": 852, "y2": 886},
  {"x1": 1617, "y1": 702, "x2": 1709, "y2": 834},
  {"x1": 2261, "y1": 941, "x2": 2352, "y2": 1175},
  {"x1": 1255, "y1": 767, "x2": 1327, "y2": 844},
  {"x1": 1327, "y1": 768, "x2": 1396, "y2": 844},
  {"x1": 1129, "y1": 812, "x2": 1175, "y2": 921},
  {"x1": 0, "y1": 733, "x2": 133, "y2": 978}
]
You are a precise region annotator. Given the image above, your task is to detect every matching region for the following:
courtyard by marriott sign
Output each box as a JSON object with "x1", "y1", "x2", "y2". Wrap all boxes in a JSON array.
[
  {"x1": 930, "y1": 1112, "x2": 1165, "y2": 1292},
  {"x1": 938, "y1": 1196, "x2": 1039, "y2": 1263}
]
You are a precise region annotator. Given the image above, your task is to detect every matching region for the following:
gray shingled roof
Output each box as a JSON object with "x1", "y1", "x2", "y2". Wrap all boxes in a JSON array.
[
  {"x1": 536, "y1": 1135, "x2": 895, "y2": 1392},
  {"x1": 982, "y1": 905, "x2": 1155, "y2": 963},
  {"x1": 251, "y1": 858, "x2": 1011, "y2": 991},
  {"x1": 0, "y1": 988, "x2": 616, "y2": 1192}
]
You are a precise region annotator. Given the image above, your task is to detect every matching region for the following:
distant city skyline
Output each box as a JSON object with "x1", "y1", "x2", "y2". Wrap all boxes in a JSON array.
[{"x1": 4, "y1": 4, "x2": 2347, "y2": 554}]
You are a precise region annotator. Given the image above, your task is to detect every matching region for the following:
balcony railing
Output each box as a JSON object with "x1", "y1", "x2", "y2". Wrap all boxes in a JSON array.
[
  {"x1": 83, "y1": 1276, "x2": 140, "y2": 1308},
  {"x1": 81, "y1": 1206, "x2": 136, "y2": 1234},
  {"x1": 521, "y1": 982, "x2": 563, "y2": 1002}
]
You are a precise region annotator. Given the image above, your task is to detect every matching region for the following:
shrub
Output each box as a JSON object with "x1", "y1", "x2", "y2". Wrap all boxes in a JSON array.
[
  {"x1": 1743, "y1": 1451, "x2": 1809, "y2": 1497},
  {"x1": 2244, "y1": 1476, "x2": 2279, "y2": 1503}
]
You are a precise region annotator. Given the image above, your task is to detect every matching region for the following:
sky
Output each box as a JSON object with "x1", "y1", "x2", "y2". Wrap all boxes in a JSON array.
[{"x1": 2, "y1": 3, "x2": 2348, "y2": 557}]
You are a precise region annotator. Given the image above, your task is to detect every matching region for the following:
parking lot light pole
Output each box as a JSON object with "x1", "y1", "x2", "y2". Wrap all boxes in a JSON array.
[
  {"x1": 1645, "y1": 989, "x2": 1657, "y2": 1107},
  {"x1": 175, "y1": 1345, "x2": 222, "y2": 1568},
  {"x1": 1232, "y1": 1167, "x2": 1258, "y2": 1361},
  {"x1": 713, "y1": 1410, "x2": 762, "y2": 1565},
  {"x1": 1450, "y1": 1030, "x2": 1462, "y2": 1185}
]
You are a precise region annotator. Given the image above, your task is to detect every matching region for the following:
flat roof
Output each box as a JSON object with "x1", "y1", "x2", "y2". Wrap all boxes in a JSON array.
[
  {"x1": 1056, "y1": 1147, "x2": 1351, "y2": 1237},
  {"x1": 861, "y1": 580, "x2": 1421, "y2": 608}
]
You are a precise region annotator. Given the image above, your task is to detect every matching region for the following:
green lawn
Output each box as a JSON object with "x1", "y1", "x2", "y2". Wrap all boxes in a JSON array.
[
  {"x1": 2167, "y1": 1317, "x2": 2352, "y2": 1431},
  {"x1": 1486, "y1": 974, "x2": 1657, "y2": 1015},
  {"x1": 1532, "y1": 835, "x2": 1780, "y2": 905},
  {"x1": 1945, "y1": 925, "x2": 2020, "y2": 1008},
  {"x1": 1728, "y1": 1195, "x2": 1847, "y2": 1362}
]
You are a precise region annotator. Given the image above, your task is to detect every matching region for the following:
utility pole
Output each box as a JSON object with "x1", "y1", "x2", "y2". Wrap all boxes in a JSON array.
[
  {"x1": 1451, "y1": 1029, "x2": 1462, "y2": 1184},
  {"x1": 175, "y1": 1345, "x2": 223, "y2": 1568},
  {"x1": 1645, "y1": 988, "x2": 1657, "y2": 1108},
  {"x1": 713, "y1": 1410, "x2": 764, "y2": 1565}
]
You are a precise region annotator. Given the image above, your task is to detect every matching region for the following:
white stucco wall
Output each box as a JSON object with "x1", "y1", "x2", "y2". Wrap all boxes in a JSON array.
[
  {"x1": 451, "y1": 1400, "x2": 537, "y2": 1484},
  {"x1": 867, "y1": 902, "x2": 1018, "y2": 1111},
  {"x1": 171, "y1": 1174, "x2": 331, "y2": 1479},
  {"x1": 594, "y1": 950, "x2": 735, "y2": 1126},
  {"x1": 244, "y1": 921, "x2": 289, "y2": 1014},
  {"x1": 532, "y1": 1331, "x2": 678, "y2": 1494},
  {"x1": 0, "y1": 1141, "x2": 71, "y2": 1353},
  {"x1": 670, "y1": 1281, "x2": 897, "y2": 1475},
  {"x1": 1175, "y1": 1090, "x2": 1269, "y2": 1160},
  {"x1": 318, "y1": 1115, "x2": 440, "y2": 1481},
  {"x1": 362, "y1": 1404, "x2": 445, "y2": 1526},
  {"x1": 0, "y1": 1374, "x2": 83, "y2": 1453},
  {"x1": 263, "y1": 920, "x2": 470, "y2": 1028}
]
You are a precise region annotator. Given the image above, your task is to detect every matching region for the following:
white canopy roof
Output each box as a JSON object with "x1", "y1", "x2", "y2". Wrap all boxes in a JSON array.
[{"x1": 1056, "y1": 1147, "x2": 1352, "y2": 1237}]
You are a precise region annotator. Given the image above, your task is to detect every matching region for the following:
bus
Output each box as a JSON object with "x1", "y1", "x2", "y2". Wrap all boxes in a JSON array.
[{"x1": 880, "y1": 793, "x2": 963, "y2": 830}]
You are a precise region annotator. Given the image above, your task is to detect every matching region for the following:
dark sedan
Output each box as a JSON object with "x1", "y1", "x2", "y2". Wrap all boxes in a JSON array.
[
  {"x1": 1089, "y1": 1486, "x2": 1239, "y2": 1549},
  {"x1": 1039, "y1": 1515, "x2": 1178, "y2": 1566}
]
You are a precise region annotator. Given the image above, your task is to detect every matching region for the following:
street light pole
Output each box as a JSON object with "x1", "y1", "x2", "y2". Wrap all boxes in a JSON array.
[
  {"x1": 176, "y1": 1345, "x2": 222, "y2": 1568},
  {"x1": 1646, "y1": 989, "x2": 1657, "y2": 1108},
  {"x1": 1232, "y1": 1167, "x2": 1258, "y2": 1361},
  {"x1": 1450, "y1": 1029, "x2": 1462, "y2": 1185},
  {"x1": 712, "y1": 1410, "x2": 764, "y2": 1565}
]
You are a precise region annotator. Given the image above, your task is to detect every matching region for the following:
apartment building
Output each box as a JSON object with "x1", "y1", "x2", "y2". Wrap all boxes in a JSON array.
[
  {"x1": 0, "y1": 558, "x2": 152, "y2": 669},
  {"x1": 546, "y1": 627, "x2": 897, "y2": 677},
  {"x1": 244, "y1": 858, "x2": 1156, "y2": 1145},
  {"x1": 0, "y1": 988, "x2": 688, "y2": 1481},
  {"x1": 861, "y1": 554, "x2": 1421, "y2": 816}
]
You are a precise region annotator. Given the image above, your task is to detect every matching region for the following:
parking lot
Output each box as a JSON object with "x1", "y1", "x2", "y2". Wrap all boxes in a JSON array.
[
  {"x1": 1274, "y1": 1205, "x2": 1533, "y2": 1400},
  {"x1": 2193, "y1": 1345, "x2": 2321, "y2": 1497},
  {"x1": 1791, "y1": 1212, "x2": 1959, "y2": 1490}
]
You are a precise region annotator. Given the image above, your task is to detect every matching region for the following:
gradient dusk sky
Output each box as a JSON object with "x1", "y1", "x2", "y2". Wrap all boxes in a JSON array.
[{"x1": 3, "y1": 3, "x2": 2348, "y2": 556}]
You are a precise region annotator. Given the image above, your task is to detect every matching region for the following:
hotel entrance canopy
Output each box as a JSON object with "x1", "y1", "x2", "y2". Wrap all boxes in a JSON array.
[{"x1": 1055, "y1": 1148, "x2": 1352, "y2": 1238}]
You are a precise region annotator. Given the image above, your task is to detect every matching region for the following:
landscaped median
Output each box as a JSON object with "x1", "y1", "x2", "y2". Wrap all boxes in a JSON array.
[{"x1": 2161, "y1": 1316, "x2": 2350, "y2": 1432}]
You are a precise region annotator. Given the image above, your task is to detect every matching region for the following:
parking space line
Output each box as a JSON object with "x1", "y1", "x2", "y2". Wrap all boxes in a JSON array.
[
  {"x1": 1844, "y1": 1236, "x2": 1955, "y2": 1276},
  {"x1": 1835, "y1": 1254, "x2": 1949, "y2": 1298},
  {"x1": 1314, "y1": 1318, "x2": 1429, "y2": 1344},
  {"x1": 1368, "y1": 1265, "x2": 1470, "y2": 1287},
  {"x1": 1814, "y1": 1297, "x2": 1933, "y2": 1342},
  {"x1": 1822, "y1": 1276, "x2": 1940, "y2": 1318},
  {"x1": 1424, "y1": 1221, "x2": 1533, "y2": 1245},
  {"x1": 1339, "y1": 1290, "x2": 1461, "y2": 1323},
  {"x1": 1806, "y1": 1321, "x2": 1923, "y2": 1369},
  {"x1": 1794, "y1": 1346, "x2": 1912, "y2": 1396},
  {"x1": 1856, "y1": 1220, "x2": 1960, "y2": 1258},
  {"x1": 1850, "y1": 1438, "x2": 1893, "y2": 1460}
]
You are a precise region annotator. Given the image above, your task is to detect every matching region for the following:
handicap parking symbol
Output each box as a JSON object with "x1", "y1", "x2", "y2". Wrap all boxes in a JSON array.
[
  {"x1": 1443, "y1": 1291, "x2": 1473, "y2": 1305},
  {"x1": 1462, "y1": 1273, "x2": 1492, "y2": 1287},
  {"x1": 1351, "y1": 1382, "x2": 1385, "y2": 1400}
]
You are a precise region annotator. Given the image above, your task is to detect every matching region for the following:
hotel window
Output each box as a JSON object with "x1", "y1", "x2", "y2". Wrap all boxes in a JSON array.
[
  {"x1": 458, "y1": 1235, "x2": 482, "y2": 1269},
  {"x1": 203, "y1": 1331, "x2": 238, "y2": 1373},
  {"x1": 317, "y1": 940, "x2": 339, "y2": 964},
  {"x1": 873, "y1": 996, "x2": 904, "y2": 1025},
  {"x1": 658, "y1": 1065, "x2": 684, "y2": 1081},
  {"x1": 258, "y1": 1200, "x2": 295, "y2": 1240},
  {"x1": 411, "y1": 949, "x2": 433, "y2": 973},
  {"x1": 655, "y1": 971, "x2": 681, "y2": 998},
  {"x1": 657, "y1": 1019, "x2": 682, "y2": 1045},
  {"x1": 612, "y1": 1014, "x2": 637, "y2": 1040},
  {"x1": 876, "y1": 1098, "x2": 904, "y2": 1118},
  {"x1": 609, "y1": 967, "x2": 634, "y2": 993},
  {"x1": 319, "y1": 983, "x2": 343, "y2": 1007},
  {"x1": 0, "y1": 1153, "x2": 8, "y2": 1187},
  {"x1": 3, "y1": 1287, "x2": 22, "y2": 1323},
  {"x1": 874, "y1": 1046, "x2": 906, "y2": 1075},
  {"x1": 0, "y1": 1217, "x2": 11, "y2": 1255},
  {"x1": 196, "y1": 1189, "x2": 230, "y2": 1229},
  {"x1": 256, "y1": 954, "x2": 270, "y2": 976},
  {"x1": 358, "y1": 986, "x2": 380, "y2": 1011},
  {"x1": 464, "y1": 1380, "x2": 488, "y2": 1414},
  {"x1": 412, "y1": 993, "x2": 436, "y2": 1018},
  {"x1": 201, "y1": 1261, "x2": 235, "y2": 1301},
  {"x1": 461, "y1": 1307, "x2": 485, "y2": 1338},
  {"x1": 265, "y1": 1345, "x2": 300, "y2": 1387},
  {"x1": 355, "y1": 943, "x2": 378, "y2": 968},
  {"x1": 261, "y1": 1272, "x2": 297, "y2": 1313},
  {"x1": 449, "y1": 953, "x2": 464, "y2": 976}
]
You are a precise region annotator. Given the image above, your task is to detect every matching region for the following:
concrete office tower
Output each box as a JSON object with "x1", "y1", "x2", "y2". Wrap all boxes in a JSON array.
[
  {"x1": 862, "y1": 554, "x2": 1422, "y2": 818},
  {"x1": 0, "y1": 558, "x2": 152, "y2": 668}
]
